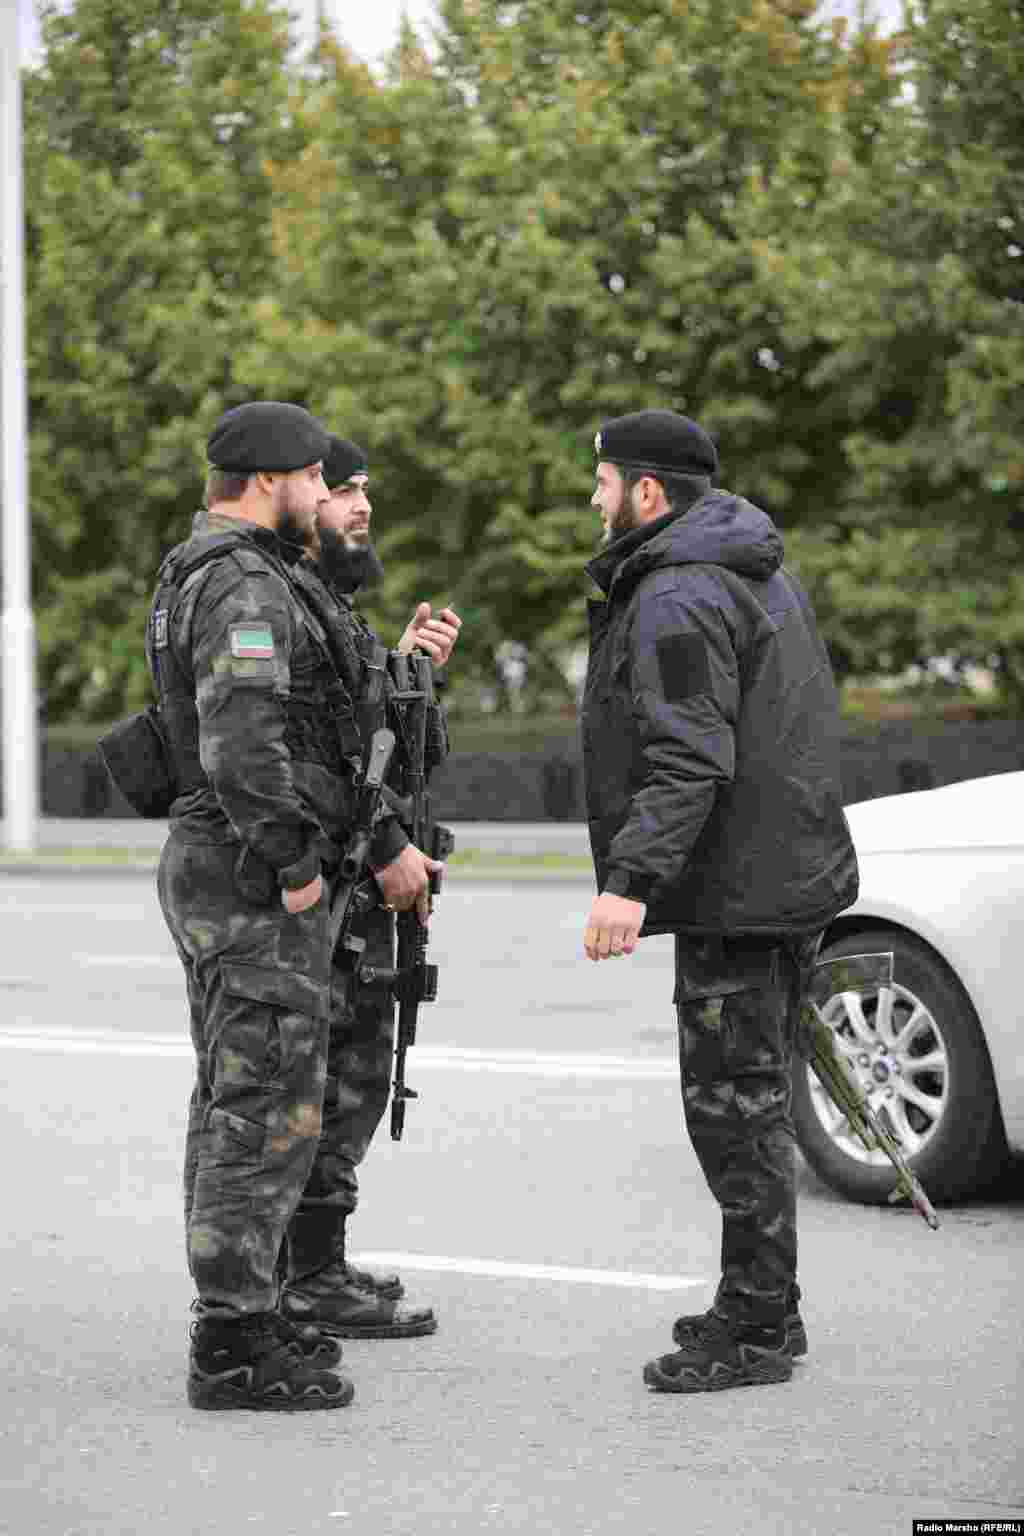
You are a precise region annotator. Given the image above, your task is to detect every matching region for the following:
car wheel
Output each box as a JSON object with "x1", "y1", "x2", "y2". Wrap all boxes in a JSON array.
[{"x1": 792, "y1": 929, "x2": 1006, "y2": 1204}]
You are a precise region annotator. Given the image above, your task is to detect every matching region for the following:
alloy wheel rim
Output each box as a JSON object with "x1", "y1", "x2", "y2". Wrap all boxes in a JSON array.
[{"x1": 806, "y1": 982, "x2": 950, "y2": 1166}]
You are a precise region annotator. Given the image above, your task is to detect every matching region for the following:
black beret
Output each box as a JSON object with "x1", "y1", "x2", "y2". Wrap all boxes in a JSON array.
[
  {"x1": 594, "y1": 409, "x2": 718, "y2": 478},
  {"x1": 323, "y1": 435, "x2": 369, "y2": 490},
  {"x1": 206, "y1": 401, "x2": 330, "y2": 473}
]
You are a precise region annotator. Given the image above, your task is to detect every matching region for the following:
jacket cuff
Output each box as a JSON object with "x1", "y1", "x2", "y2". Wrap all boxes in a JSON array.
[
  {"x1": 369, "y1": 816, "x2": 409, "y2": 871},
  {"x1": 603, "y1": 867, "x2": 654, "y2": 903},
  {"x1": 277, "y1": 846, "x2": 322, "y2": 891}
]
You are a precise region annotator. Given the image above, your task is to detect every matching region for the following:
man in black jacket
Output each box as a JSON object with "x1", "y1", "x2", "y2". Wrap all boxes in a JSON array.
[{"x1": 580, "y1": 409, "x2": 858, "y2": 1393}]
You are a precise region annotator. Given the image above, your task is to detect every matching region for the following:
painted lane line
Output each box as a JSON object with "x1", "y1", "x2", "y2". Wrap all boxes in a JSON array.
[
  {"x1": 72, "y1": 953, "x2": 180, "y2": 969},
  {"x1": 0, "y1": 903, "x2": 152, "y2": 918},
  {"x1": 0, "y1": 1027, "x2": 677, "y2": 1080},
  {"x1": 0, "y1": 1026, "x2": 186, "y2": 1044},
  {"x1": 418, "y1": 1053, "x2": 674, "y2": 1081},
  {"x1": 0, "y1": 1034, "x2": 191, "y2": 1060},
  {"x1": 349, "y1": 1251, "x2": 708, "y2": 1293}
]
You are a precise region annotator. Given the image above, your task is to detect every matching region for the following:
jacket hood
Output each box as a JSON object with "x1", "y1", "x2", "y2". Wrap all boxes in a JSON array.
[{"x1": 586, "y1": 490, "x2": 784, "y2": 598}]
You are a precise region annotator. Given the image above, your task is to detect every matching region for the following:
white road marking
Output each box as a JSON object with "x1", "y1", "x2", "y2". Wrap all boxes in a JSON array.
[
  {"x1": 0, "y1": 1024, "x2": 700, "y2": 1296},
  {"x1": 0, "y1": 1026, "x2": 677, "y2": 1080},
  {"x1": 71, "y1": 953, "x2": 179, "y2": 969},
  {"x1": 0, "y1": 899, "x2": 152, "y2": 917},
  {"x1": 410, "y1": 1047, "x2": 675, "y2": 1080},
  {"x1": 350, "y1": 1251, "x2": 707, "y2": 1292},
  {"x1": 0, "y1": 1029, "x2": 190, "y2": 1059}
]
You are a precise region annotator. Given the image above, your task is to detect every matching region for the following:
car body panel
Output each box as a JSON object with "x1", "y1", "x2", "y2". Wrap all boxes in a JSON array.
[{"x1": 828, "y1": 772, "x2": 1024, "y2": 1156}]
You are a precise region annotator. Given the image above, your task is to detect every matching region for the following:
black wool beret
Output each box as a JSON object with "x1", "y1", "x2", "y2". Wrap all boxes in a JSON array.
[
  {"x1": 595, "y1": 409, "x2": 718, "y2": 478},
  {"x1": 322, "y1": 435, "x2": 369, "y2": 490},
  {"x1": 206, "y1": 401, "x2": 330, "y2": 473}
]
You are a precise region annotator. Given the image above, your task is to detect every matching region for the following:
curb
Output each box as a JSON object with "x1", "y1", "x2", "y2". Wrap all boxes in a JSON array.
[
  {"x1": 1, "y1": 820, "x2": 593, "y2": 880},
  {"x1": 0, "y1": 859, "x2": 159, "y2": 878},
  {"x1": 0, "y1": 858, "x2": 594, "y2": 884}
]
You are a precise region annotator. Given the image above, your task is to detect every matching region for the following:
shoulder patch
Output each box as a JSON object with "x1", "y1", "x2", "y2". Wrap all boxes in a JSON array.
[
  {"x1": 151, "y1": 608, "x2": 169, "y2": 650},
  {"x1": 229, "y1": 622, "x2": 275, "y2": 660},
  {"x1": 657, "y1": 632, "x2": 711, "y2": 704}
]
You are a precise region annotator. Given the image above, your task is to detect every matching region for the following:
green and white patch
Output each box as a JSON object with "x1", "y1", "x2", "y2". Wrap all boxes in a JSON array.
[{"x1": 229, "y1": 623, "x2": 275, "y2": 660}]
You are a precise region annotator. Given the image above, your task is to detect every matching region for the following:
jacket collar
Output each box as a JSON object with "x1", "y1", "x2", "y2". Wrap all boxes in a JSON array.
[
  {"x1": 195, "y1": 508, "x2": 306, "y2": 566},
  {"x1": 584, "y1": 507, "x2": 685, "y2": 597}
]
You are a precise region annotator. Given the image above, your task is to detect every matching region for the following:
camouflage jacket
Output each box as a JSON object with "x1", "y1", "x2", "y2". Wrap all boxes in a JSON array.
[{"x1": 147, "y1": 512, "x2": 402, "y2": 891}]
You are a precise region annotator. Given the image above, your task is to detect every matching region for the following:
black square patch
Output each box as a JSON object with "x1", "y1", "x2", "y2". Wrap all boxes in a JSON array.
[{"x1": 657, "y1": 632, "x2": 711, "y2": 703}]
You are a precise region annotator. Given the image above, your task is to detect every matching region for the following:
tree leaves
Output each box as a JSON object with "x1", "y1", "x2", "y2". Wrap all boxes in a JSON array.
[{"x1": 22, "y1": 0, "x2": 1024, "y2": 720}]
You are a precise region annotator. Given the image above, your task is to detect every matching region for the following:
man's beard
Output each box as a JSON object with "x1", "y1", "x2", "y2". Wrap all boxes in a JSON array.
[
  {"x1": 317, "y1": 524, "x2": 384, "y2": 593},
  {"x1": 601, "y1": 490, "x2": 640, "y2": 546},
  {"x1": 276, "y1": 483, "x2": 312, "y2": 551}
]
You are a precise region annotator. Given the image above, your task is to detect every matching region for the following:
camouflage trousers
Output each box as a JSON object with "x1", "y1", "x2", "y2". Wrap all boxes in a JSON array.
[
  {"x1": 275, "y1": 902, "x2": 397, "y2": 1281},
  {"x1": 294, "y1": 901, "x2": 396, "y2": 1219},
  {"x1": 675, "y1": 932, "x2": 821, "y2": 1327},
  {"x1": 159, "y1": 835, "x2": 397, "y2": 1314}
]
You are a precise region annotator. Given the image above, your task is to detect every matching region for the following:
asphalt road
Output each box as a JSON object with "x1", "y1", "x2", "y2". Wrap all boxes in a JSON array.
[{"x1": 1, "y1": 872, "x2": 1021, "y2": 1536}]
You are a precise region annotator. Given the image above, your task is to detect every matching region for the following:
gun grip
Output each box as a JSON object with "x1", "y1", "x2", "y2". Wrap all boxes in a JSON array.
[{"x1": 432, "y1": 825, "x2": 456, "y2": 862}]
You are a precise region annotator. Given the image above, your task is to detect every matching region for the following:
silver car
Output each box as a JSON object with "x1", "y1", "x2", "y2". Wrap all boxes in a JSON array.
[{"x1": 793, "y1": 770, "x2": 1024, "y2": 1204}]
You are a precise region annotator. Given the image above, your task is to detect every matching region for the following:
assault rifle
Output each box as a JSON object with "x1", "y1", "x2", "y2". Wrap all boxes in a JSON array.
[
  {"x1": 354, "y1": 651, "x2": 454, "y2": 1141},
  {"x1": 328, "y1": 728, "x2": 397, "y2": 963},
  {"x1": 803, "y1": 952, "x2": 940, "y2": 1230}
]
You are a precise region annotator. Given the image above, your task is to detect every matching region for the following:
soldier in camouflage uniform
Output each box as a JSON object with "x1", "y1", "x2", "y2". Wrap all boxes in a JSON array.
[
  {"x1": 278, "y1": 436, "x2": 461, "y2": 1340},
  {"x1": 152, "y1": 402, "x2": 440, "y2": 1410},
  {"x1": 579, "y1": 410, "x2": 859, "y2": 1393}
]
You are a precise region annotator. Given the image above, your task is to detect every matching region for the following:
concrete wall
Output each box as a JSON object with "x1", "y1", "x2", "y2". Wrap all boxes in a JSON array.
[{"x1": 34, "y1": 717, "x2": 1024, "y2": 820}]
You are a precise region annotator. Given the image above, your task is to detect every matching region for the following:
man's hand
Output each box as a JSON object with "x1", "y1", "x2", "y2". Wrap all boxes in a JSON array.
[
  {"x1": 374, "y1": 843, "x2": 445, "y2": 923},
  {"x1": 583, "y1": 891, "x2": 646, "y2": 961},
  {"x1": 397, "y1": 602, "x2": 463, "y2": 667},
  {"x1": 282, "y1": 874, "x2": 323, "y2": 914}
]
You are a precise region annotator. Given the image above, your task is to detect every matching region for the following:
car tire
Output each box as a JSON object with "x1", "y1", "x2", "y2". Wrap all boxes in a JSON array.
[{"x1": 792, "y1": 929, "x2": 1007, "y2": 1205}]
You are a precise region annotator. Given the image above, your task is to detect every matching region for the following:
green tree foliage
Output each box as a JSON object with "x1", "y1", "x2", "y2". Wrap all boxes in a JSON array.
[
  {"x1": 24, "y1": 0, "x2": 308, "y2": 720},
  {"x1": 745, "y1": 0, "x2": 1024, "y2": 700},
  {"x1": 250, "y1": 0, "x2": 880, "y2": 708},
  {"x1": 19, "y1": 0, "x2": 1024, "y2": 722}
]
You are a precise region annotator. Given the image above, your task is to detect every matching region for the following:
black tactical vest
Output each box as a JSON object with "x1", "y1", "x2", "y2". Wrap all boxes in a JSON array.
[
  {"x1": 290, "y1": 565, "x2": 394, "y2": 761},
  {"x1": 145, "y1": 532, "x2": 363, "y2": 801}
]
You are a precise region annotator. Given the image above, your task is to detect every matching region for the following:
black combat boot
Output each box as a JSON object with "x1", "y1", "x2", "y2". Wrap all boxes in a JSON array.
[
  {"x1": 340, "y1": 1225, "x2": 405, "y2": 1303},
  {"x1": 195, "y1": 1295, "x2": 342, "y2": 1369},
  {"x1": 284, "y1": 1208, "x2": 405, "y2": 1300},
  {"x1": 671, "y1": 1282, "x2": 808, "y2": 1359},
  {"x1": 281, "y1": 1209, "x2": 434, "y2": 1340},
  {"x1": 273, "y1": 1311, "x2": 344, "y2": 1368},
  {"x1": 188, "y1": 1310, "x2": 355, "y2": 1411},
  {"x1": 643, "y1": 1313, "x2": 793, "y2": 1394}
]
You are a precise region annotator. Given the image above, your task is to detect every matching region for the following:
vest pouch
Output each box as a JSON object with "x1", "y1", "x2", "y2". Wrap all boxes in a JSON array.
[
  {"x1": 234, "y1": 844, "x2": 278, "y2": 907},
  {"x1": 97, "y1": 705, "x2": 176, "y2": 818}
]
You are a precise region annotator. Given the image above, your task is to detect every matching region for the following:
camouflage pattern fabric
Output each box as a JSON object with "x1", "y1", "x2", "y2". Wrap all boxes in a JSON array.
[
  {"x1": 295, "y1": 902, "x2": 397, "y2": 1219},
  {"x1": 155, "y1": 518, "x2": 442, "y2": 1315},
  {"x1": 675, "y1": 933, "x2": 821, "y2": 1326},
  {"x1": 153, "y1": 513, "x2": 356, "y2": 872},
  {"x1": 159, "y1": 836, "x2": 331, "y2": 1316}
]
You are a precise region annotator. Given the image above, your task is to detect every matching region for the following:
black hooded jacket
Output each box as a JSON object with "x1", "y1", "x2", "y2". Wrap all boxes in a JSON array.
[{"x1": 581, "y1": 489, "x2": 858, "y2": 937}]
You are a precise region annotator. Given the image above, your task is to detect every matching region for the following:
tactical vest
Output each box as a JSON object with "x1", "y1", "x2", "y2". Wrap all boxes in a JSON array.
[
  {"x1": 146, "y1": 532, "x2": 364, "y2": 801},
  {"x1": 293, "y1": 580, "x2": 450, "y2": 782},
  {"x1": 288, "y1": 565, "x2": 404, "y2": 768}
]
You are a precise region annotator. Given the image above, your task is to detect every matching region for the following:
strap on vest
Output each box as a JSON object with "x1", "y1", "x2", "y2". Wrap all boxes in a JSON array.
[{"x1": 363, "y1": 640, "x2": 389, "y2": 720}]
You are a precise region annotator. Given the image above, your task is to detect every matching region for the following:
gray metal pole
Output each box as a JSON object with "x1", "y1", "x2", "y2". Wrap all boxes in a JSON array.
[{"x1": 1, "y1": 0, "x2": 39, "y2": 852}]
